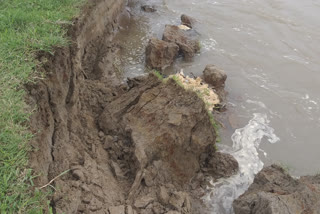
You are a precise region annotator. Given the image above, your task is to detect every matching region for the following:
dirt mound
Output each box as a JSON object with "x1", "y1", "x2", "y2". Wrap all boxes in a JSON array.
[
  {"x1": 26, "y1": 0, "x2": 238, "y2": 213},
  {"x1": 145, "y1": 38, "x2": 179, "y2": 70},
  {"x1": 145, "y1": 24, "x2": 201, "y2": 70},
  {"x1": 180, "y1": 14, "x2": 196, "y2": 29},
  {"x1": 233, "y1": 165, "x2": 320, "y2": 214},
  {"x1": 97, "y1": 74, "x2": 228, "y2": 213},
  {"x1": 162, "y1": 25, "x2": 200, "y2": 61}
]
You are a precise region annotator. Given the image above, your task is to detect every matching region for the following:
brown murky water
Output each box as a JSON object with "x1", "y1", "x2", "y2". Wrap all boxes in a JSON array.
[{"x1": 116, "y1": 0, "x2": 320, "y2": 212}]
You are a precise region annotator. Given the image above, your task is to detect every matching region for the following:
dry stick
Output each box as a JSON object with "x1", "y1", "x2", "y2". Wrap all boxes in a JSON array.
[{"x1": 39, "y1": 169, "x2": 70, "y2": 190}]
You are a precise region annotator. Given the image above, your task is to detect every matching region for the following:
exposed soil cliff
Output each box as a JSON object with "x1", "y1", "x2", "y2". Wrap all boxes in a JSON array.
[{"x1": 26, "y1": 0, "x2": 238, "y2": 213}]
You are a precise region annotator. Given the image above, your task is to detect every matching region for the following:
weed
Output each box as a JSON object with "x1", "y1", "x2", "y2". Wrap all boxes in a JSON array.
[
  {"x1": 0, "y1": 0, "x2": 84, "y2": 212},
  {"x1": 195, "y1": 88, "x2": 210, "y2": 99},
  {"x1": 277, "y1": 162, "x2": 293, "y2": 174},
  {"x1": 203, "y1": 88, "x2": 210, "y2": 96},
  {"x1": 207, "y1": 110, "x2": 221, "y2": 143},
  {"x1": 195, "y1": 87, "x2": 221, "y2": 142},
  {"x1": 152, "y1": 70, "x2": 164, "y2": 81},
  {"x1": 171, "y1": 75, "x2": 184, "y2": 88},
  {"x1": 197, "y1": 40, "x2": 202, "y2": 51}
]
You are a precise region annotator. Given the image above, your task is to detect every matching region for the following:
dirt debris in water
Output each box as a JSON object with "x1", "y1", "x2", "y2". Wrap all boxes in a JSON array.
[
  {"x1": 145, "y1": 22, "x2": 200, "y2": 71},
  {"x1": 146, "y1": 38, "x2": 180, "y2": 71},
  {"x1": 233, "y1": 165, "x2": 320, "y2": 214},
  {"x1": 26, "y1": 0, "x2": 238, "y2": 213}
]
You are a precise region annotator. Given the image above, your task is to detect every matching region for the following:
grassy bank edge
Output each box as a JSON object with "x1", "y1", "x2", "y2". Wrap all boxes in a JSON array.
[{"x1": 0, "y1": 0, "x2": 85, "y2": 213}]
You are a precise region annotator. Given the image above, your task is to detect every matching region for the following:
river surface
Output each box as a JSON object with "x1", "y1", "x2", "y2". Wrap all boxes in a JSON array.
[{"x1": 116, "y1": 0, "x2": 320, "y2": 213}]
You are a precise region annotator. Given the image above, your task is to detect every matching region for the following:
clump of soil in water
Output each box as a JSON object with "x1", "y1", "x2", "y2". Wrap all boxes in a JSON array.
[
  {"x1": 233, "y1": 165, "x2": 320, "y2": 214},
  {"x1": 26, "y1": 0, "x2": 238, "y2": 213}
]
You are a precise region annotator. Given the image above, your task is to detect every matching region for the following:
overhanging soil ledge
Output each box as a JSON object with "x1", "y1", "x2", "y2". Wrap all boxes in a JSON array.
[{"x1": 26, "y1": 1, "x2": 238, "y2": 213}]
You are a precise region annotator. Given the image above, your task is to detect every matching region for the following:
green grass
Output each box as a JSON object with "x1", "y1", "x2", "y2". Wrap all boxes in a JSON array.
[
  {"x1": 171, "y1": 75, "x2": 184, "y2": 88},
  {"x1": 193, "y1": 86, "x2": 221, "y2": 143},
  {"x1": 197, "y1": 40, "x2": 202, "y2": 51},
  {"x1": 207, "y1": 110, "x2": 221, "y2": 143},
  {"x1": 277, "y1": 162, "x2": 293, "y2": 174},
  {"x1": 0, "y1": 0, "x2": 84, "y2": 212},
  {"x1": 152, "y1": 70, "x2": 164, "y2": 81}
]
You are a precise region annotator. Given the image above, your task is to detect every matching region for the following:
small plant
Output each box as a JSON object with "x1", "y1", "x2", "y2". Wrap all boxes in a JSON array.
[
  {"x1": 208, "y1": 110, "x2": 221, "y2": 143},
  {"x1": 203, "y1": 88, "x2": 210, "y2": 96},
  {"x1": 197, "y1": 40, "x2": 202, "y2": 52},
  {"x1": 195, "y1": 88, "x2": 210, "y2": 99},
  {"x1": 195, "y1": 90, "x2": 203, "y2": 98},
  {"x1": 152, "y1": 70, "x2": 164, "y2": 81},
  {"x1": 171, "y1": 75, "x2": 184, "y2": 88},
  {"x1": 277, "y1": 162, "x2": 292, "y2": 174},
  {"x1": 47, "y1": 196, "x2": 55, "y2": 214}
]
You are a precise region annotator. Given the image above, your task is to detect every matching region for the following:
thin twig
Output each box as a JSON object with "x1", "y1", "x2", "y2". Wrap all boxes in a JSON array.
[{"x1": 39, "y1": 169, "x2": 70, "y2": 189}]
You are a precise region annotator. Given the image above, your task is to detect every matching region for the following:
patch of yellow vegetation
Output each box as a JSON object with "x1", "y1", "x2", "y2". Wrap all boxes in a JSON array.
[
  {"x1": 171, "y1": 72, "x2": 220, "y2": 110},
  {"x1": 178, "y1": 25, "x2": 191, "y2": 30}
]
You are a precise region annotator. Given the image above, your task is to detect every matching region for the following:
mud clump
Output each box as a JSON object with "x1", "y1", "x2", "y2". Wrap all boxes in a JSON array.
[
  {"x1": 141, "y1": 5, "x2": 157, "y2": 13},
  {"x1": 146, "y1": 24, "x2": 200, "y2": 70},
  {"x1": 200, "y1": 152, "x2": 239, "y2": 180},
  {"x1": 233, "y1": 164, "x2": 320, "y2": 214},
  {"x1": 203, "y1": 65, "x2": 227, "y2": 89},
  {"x1": 163, "y1": 25, "x2": 200, "y2": 61},
  {"x1": 145, "y1": 38, "x2": 179, "y2": 70},
  {"x1": 181, "y1": 14, "x2": 196, "y2": 29},
  {"x1": 203, "y1": 65, "x2": 227, "y2": 102}
]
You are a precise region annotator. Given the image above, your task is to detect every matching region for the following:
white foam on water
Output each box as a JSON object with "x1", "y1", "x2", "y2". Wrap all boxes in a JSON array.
[
  {"x1": 205, "y1": 113, "x2": 280, "y2": 214},
  {"x1": 201, "y1": 38, "x2": 218, "y2": 51},
  {"x1": 283, "y1": 55, "x2": 310, "y2": 65},
  {"x1": 246, "y1": 99, "x2": 267, "y2": 109}
]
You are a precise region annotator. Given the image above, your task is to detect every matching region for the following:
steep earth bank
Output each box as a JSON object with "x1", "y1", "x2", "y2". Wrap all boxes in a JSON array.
[{"x1": 26, "y1": 0, "x2": 238, "y2": 213}]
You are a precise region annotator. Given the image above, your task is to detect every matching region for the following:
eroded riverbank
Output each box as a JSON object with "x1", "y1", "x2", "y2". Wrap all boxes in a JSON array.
[
  {"x1": 27, "y1": 0, "x2": 238, "y2": 213},
  {"x1": 26, "y1": 0, "x2": 320, "y2": 213},
  {"x1": 113, "y1": 1, "x2": 320, "y2": 212},
  {"x1": 116, "y1": 0, "x2": 320, "y2": 177}
]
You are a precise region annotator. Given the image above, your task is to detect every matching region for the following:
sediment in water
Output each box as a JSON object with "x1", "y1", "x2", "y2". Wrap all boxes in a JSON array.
[{"x1": 26, "y1": 0, "x2": 238, "y2": 213}]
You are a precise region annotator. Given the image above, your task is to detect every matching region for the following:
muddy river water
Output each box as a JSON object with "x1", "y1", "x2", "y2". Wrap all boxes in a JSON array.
[{"x1": 115, "y1": 0, "x2": 320, "y2": 213}]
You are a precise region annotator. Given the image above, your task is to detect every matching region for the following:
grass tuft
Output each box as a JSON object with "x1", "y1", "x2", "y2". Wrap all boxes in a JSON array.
[
  {"x1": 277, "y1": 162, "x2": 293, "y2": 174},
  {"x1": 152, "y1": 70, "x2": 164, "y2": 81},
  {"x1": 0, "y1": 0, "x2": 84, "y2": 212},
  {"x1": 207, "y1": 110, "x2": 221, "y2": 143},
  {"x1": 171, "y1": 75, "x2": 184, "y2": 88}
]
